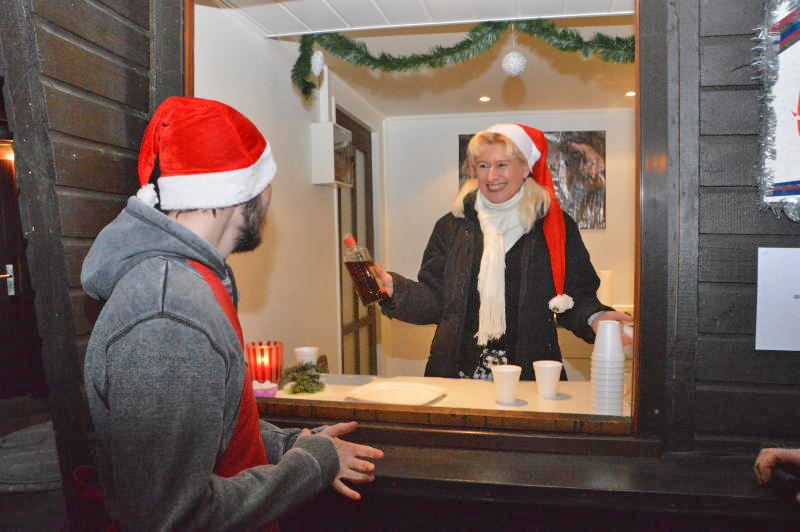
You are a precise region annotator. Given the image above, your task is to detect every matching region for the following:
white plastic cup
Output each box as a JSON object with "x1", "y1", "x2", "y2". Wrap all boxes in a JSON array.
[
  {"x1": 294, "y1": 346, "x2": 319, "y2": 365},
  {"x1": 592, "y1": 391, "x2": 624, "y2": 402},
  {"x1": 592, "y1": 384, "x2": 624, "y2": 393},
  {"x1": 592, "y1": 406, "x2": 623, "y2": 416},
  {"x1": 491, "y1": 365, "x2": 522, "y2": 405},
  {"x1": 591, "y1": 398, "x2": 623, "y2": 416},
  {"x1": 590, "y1": 367, "x2": 625, "y2": 377},
  {"x1": 593, "y1": 320, "x2": 624, "y2": 357},
  {"x1": 591, "y1": 362, "x2": 625, "y2": 371},
  {"x1": 532, "y1": 360, "x2": 563, "y2": 399}
]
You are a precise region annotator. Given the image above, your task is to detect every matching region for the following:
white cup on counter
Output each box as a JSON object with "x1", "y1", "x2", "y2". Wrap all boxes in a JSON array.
[
  {"x1": 532, "y1": 360, "x2": 563, "y2": 399},
  {"x1": 491, "y1": 364, "x2": 521, "y2": 405},
  {"x1": 294, "y1": 346, "x2": 319, "y2": 365}
]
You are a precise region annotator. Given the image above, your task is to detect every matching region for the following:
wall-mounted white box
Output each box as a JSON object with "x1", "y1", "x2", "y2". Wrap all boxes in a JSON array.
[
  {"x1": 755, "y1": 247, "x2": 800, "y2": 351},
  {"x1": 310, "y1": 122, "x2": 354, "y2": 187}
]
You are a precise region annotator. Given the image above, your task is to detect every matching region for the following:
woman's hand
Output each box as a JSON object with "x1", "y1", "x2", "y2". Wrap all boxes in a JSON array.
[
  {"x1": 318, "y1": 421, "x2": 385, "y2": 501},
  {"x1": 372, "y1": 263, "x2": 393, "y2": 298},
  {"x1": 591, "y1": 311, "x2": 634, "y2": 345}
]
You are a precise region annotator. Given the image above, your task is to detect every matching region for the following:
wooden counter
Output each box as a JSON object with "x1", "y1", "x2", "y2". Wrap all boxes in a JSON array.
[
  {"x1": 282, "y1": 445, "x2": 800, "y2": 531},
  {"x1": 275, "y1": 374, "x2": 632, "y2": 417}
]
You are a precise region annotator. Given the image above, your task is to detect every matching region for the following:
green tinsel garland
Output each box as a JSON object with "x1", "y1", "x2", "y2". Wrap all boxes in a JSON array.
[{"x1": 291, "y1": 19, "x2": 634, "y2": 99}]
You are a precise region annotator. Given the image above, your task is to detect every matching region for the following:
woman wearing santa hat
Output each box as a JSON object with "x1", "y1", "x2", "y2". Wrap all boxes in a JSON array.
[{"x1": 374, "y1": 123, "x2": 632, "y2": 381}]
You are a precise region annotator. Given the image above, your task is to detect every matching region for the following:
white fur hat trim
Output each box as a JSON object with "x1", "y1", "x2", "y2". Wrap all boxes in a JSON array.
[
  {"x1": 486, "y1": 123, "x2": 541, "y2": 170},
  {"x1": 155, "y1": 144, "x2": 276, "y2": 211}
]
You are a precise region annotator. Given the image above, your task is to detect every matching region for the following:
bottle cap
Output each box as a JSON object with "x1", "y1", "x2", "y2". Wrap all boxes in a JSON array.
[{"x1": 343, "y1": 235, "x2": 356, "y2": 248}]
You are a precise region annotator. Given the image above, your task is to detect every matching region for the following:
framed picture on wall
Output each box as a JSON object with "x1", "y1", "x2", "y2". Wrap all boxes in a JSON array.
[{"x1": 459, "y1": 130, "x2": 607, "y2": 229}]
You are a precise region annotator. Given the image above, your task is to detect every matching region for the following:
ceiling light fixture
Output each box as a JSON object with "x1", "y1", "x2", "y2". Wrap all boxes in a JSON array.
[
  {"x1": 479, "y1": 96, "x2": 491, "y2": 102},
  {"x1": 625, "y1": 91, "x2": 636, "y2": 97}
]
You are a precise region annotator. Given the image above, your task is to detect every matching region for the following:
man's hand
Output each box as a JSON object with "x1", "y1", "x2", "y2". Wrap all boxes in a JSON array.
[
  {"x1": 591, "y1": 311, "x2": 634, "y2": 345},
  {"x1": 754, "y1": 448, "x2": 800, "y2": 504},
  {"x1": 318, "y1": 421, "x2": 384, "y2": 501},
  {"x1": 372, "y1": 264, "x2": 393, "y2": 298}
]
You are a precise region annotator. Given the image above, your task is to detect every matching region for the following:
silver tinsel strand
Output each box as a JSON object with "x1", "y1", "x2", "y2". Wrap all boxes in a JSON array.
[{"x1": 754, "y1": 0, "x2": 800, "y2": 222}]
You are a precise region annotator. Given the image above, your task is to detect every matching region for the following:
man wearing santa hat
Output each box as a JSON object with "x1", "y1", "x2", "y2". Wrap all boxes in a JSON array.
[
  {"x1": 374, "y1": 123, "x2": 633, "y2": 381},
  {"x1": 81, "y1": 96, "x2": 383, "y2": 531}
]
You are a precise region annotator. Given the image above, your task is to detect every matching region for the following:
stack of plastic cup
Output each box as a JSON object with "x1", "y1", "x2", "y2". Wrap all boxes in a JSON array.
[{"x1": 591, "y1": 320, "x2": 625, "y2": 416}]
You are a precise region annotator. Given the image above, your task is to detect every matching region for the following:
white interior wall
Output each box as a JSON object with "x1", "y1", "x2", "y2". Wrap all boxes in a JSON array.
[
  {"x1": 195, "y1": 4, "x2": 341, "y2": 373},
  {"x1": 381, "y1": 110, "x2": 636, "y2": 378}
]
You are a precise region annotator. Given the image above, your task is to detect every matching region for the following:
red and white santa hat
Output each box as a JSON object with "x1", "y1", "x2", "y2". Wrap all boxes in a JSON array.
[
  {"x1": 486, "y1": 123, "x2": 573, "y2": 314},
  {"x1": 136, "y1": 96, "x2": 276, "y2": 211}
]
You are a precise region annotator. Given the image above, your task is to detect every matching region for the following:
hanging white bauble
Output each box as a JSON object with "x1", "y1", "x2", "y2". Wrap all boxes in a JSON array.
[
  {"x1": 311, "y1": 50, "x2": 325, "y2": 77},
  {"x1": 502, "y1": 51, "x2": 527, "y2": 76}
]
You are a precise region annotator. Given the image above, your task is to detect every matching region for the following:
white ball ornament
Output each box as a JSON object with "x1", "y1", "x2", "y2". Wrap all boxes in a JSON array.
[
  {"x1": 311, "y1": 50, "x2": 325, "y2": 77},
  {"x1": 502, "y1": 51, "x2": 527, "y2": 76}
]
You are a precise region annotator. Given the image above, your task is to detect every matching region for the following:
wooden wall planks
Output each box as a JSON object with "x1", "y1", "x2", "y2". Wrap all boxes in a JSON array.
[
  {"x1": 699, "y1": 187, "x2": 800, "y2": 235},
  {"x1": 36, "y1": 21, "x2": 149, "y2": 111},
  {"x1": 32, "y1": 0, "x2": 149, "y2": 67},
  {"x1": 43, "y1": 83, "x2": 148, "y2": 151},
  {"x1": 699, "y1": 0, "x2": 763, "y2": 37},
  {"x1": 57, "y1": 189, "x2": 128, "y2": 238},
  {"x1": 696, "y1": 336, "x2": 799, "y2": 386},
  {"x1": 697, "y1": 282, "x2": 756, "y2": 335},
  {"x1": 698, "y1": 233, "x2": 799, "y2": 283},
  {"x1": 94, "y1": 0, "x2": 150, "y2": 29},
  {"x1": 692, "y1": 0, "x2": 800, "y2": 447},
  {"x1": 699, "y1": 89, "x2": 760, "y2": 135},
  {"x1": 698, "y1": 135, "x2": 758, "y2": 187},
  {"x1": 52, "y1": 133, "x2": 138, "y2": 195},
  {"x1": 694, "y1": 385, "x2": 799, "y2": 439},
  {"x1": 699, "y1": 35, "x2": 759, "y2": 87}
]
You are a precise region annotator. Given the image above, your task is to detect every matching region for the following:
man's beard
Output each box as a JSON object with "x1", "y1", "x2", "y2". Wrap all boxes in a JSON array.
[{"x1": 232, "y1": 196, "x2": 266, "y2": 253}]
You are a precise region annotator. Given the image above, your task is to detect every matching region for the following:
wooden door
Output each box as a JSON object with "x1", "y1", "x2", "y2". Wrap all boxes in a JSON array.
[
  {"x1": 0, "y1": 140, "x2": 46, "y2": 399},
  {"x1": 337, "y1": 110, "x2": 378, "y2": 375}
]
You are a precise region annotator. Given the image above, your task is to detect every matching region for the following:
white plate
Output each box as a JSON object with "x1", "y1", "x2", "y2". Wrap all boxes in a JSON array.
[{"x1": 346, "y1": 381, "x2": 446, "y2": 406}]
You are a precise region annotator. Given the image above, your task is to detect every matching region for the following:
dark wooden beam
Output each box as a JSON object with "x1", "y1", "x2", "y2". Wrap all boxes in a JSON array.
[
  {"x1": 637, "y1": 0, "x2": 673, "y2": 442},
  {"x1": 151, "y1": 0, "x2": 186, "y2": 110},
  {"x1": 0, "y1": 1, "x2": 93, "y2": 527},
  {"x1": 669, "y1": 0, "x2": 700, "y2": 452}
]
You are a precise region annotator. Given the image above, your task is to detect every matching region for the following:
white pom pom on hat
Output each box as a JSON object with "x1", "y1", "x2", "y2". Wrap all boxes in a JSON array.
[{"x1": 136, "y1": 96, "x2": 277, "y2": 211}]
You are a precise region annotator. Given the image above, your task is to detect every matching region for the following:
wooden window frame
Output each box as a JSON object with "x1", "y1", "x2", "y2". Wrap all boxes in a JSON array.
[{"x1": 183, "y1": 0, "x2": 674, "y2": 456}]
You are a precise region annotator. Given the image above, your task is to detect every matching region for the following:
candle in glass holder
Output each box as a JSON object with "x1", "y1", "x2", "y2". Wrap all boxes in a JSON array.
[{"x1": 246, "y1": 341, "x2": 283, "y2": 383}]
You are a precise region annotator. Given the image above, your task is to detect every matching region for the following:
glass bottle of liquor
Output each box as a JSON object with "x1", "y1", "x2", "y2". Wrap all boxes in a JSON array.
[{"x1": 342, "y1": 233, "x2": 388, "y2": 305}]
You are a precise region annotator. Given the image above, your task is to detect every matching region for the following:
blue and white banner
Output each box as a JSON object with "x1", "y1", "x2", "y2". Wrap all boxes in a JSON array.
[{"x1": 756, "y1": 0, "x2": 800, "y2": 220}]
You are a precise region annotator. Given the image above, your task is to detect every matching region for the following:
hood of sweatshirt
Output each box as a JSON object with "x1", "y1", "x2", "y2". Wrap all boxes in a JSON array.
[{"x1": 81, "y1": 197, "x2": 231, "y2": 301}]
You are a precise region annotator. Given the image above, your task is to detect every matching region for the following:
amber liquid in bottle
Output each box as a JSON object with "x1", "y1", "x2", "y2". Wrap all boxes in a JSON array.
[{"x1": 343, "y1": 234, "x2": 388, "y2": 306}]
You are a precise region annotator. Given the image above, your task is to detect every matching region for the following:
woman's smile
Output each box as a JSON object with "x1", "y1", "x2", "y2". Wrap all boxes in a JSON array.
[{"x1": 476, "y1": 143, "x2": 529, "y2": 203}]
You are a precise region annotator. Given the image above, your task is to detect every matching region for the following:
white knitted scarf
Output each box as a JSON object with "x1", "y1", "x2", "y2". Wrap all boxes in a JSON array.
[{"x1": 475, "y1": 186, "x2": 526, "y2": 345}]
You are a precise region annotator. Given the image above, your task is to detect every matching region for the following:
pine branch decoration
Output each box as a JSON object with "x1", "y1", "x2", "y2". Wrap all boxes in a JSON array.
[
  {"x1": 278, "y1": 362, "x2": 327, "y2": 394},
  {"x1": 292, "y1": 19, "x2": 634, "y2": 99}
]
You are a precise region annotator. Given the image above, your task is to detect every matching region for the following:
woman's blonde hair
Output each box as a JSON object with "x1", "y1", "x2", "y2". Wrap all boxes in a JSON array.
[{"x1": 452, "y1": 131, "x2": 551, "y2": 231}]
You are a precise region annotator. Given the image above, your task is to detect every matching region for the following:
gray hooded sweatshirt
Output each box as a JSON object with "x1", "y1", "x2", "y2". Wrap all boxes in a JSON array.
[{"x1": 82, "y1": 197, "x2": 339, "y2": 531}]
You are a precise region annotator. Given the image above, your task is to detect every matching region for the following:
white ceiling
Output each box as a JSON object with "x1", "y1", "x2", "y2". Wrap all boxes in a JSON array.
[
  {"x1": 217, "y1": 0, "x2": 634, "y2": 37},
  {"x1": 209, "y1": 1, "x2": 636, "y2": 117}
]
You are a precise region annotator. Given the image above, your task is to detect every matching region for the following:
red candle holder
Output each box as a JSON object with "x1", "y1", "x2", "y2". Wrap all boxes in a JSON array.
[{"x1": 246, "y1": 341, "x2": 283, "y2": 384}]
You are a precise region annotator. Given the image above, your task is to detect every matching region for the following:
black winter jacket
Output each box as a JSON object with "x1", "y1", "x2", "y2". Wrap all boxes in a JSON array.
[{"x1": 380, "y1": 192, "x2": 612, "y2": 380}]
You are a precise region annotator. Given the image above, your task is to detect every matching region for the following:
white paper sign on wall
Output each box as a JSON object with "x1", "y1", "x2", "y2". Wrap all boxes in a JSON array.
[{"x1": 755, "y1": 247, "x2": 800, "y2": 351}]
